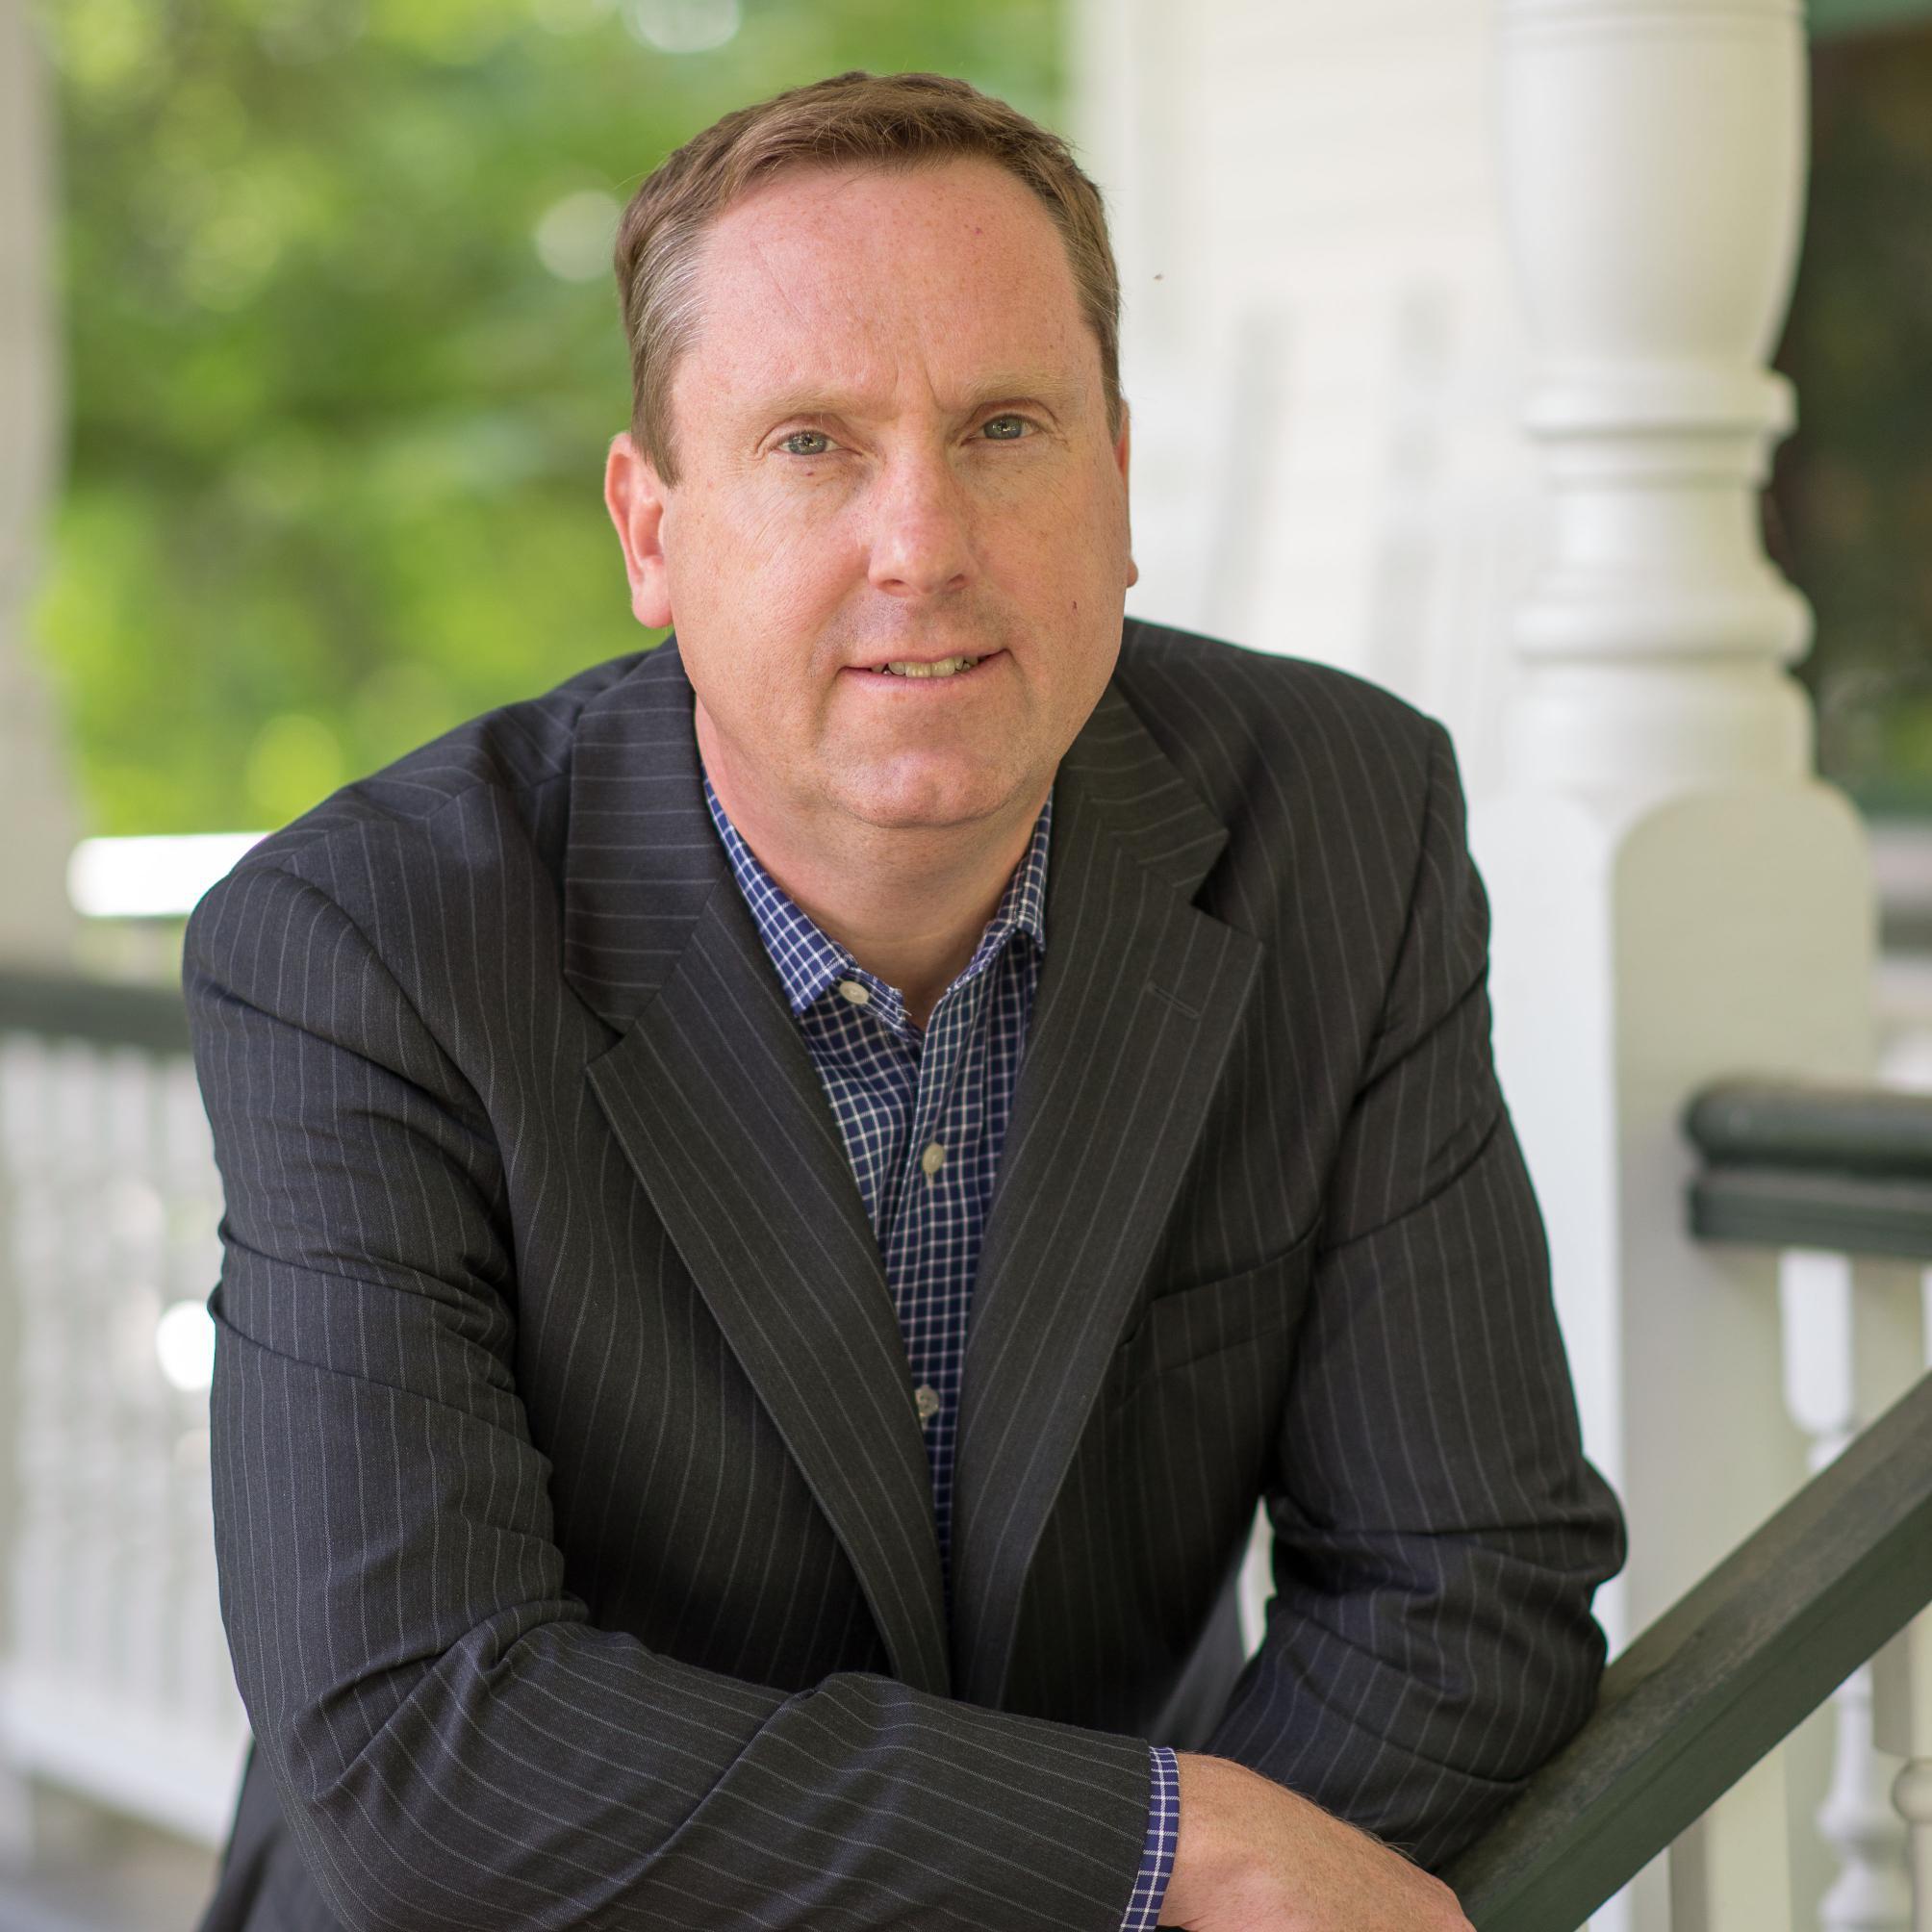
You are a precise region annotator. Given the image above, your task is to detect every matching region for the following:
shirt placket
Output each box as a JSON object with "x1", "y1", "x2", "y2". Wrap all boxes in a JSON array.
[
  {"x1": 884, "y1": 959, "x2": 1000, "y2": 1581},
  {"x1": 818, "y1": 976, "x2": 919, "y2": 1235}
]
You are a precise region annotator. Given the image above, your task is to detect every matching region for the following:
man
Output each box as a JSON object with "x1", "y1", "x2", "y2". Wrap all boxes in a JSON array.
[{"x1": 187, "y1": 68, "x2": 1623, "y2": 1932}]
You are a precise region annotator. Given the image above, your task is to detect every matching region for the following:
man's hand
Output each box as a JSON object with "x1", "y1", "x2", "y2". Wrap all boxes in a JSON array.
[{"x1": 1157, "y1": 1752, "x2": 1474, "y2": 1931}]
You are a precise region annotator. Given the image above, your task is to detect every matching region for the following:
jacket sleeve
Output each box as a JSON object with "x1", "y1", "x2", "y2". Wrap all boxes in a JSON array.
[
  {"x1": 1200, "y1": 720, "x2": 1627, "y2": 1871},
  {"x1": 186, "y1": 857, "x2": 1154, "y2": 1932}
]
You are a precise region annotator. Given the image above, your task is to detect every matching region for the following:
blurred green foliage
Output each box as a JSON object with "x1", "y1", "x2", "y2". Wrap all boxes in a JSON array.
[
  {"x1": 30, "y1": 0, "x2": 1064, "y2": 834},
  {"x1": 37, "y1": 3, "x2": 1929, "y2": 833},
  {"x1": 1772, "y1": 23, "x2": 1932, "y2": 819}
]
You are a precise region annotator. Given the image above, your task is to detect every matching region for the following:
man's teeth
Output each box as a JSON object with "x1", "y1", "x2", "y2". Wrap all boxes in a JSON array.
[{"x1": 879, "y1": 655, "x2": 981, "y2": 678}]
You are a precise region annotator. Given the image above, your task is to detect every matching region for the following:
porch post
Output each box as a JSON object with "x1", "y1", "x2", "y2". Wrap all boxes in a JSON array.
[
  {"x1": 1476, "y1": 0, "x2": 1874, "y2": 1919},
  {"x1": 0, "y1": 0, "x2": 82, "y2": 1871},
  {"x1": 0, "y1": 0, "x2": 81, "y2": 968}
]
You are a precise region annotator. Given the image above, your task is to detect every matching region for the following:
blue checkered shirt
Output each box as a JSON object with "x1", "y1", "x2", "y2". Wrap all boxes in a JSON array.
[{"x1": 703, "y1": 771, "x2": 1180, "y2": 1932}]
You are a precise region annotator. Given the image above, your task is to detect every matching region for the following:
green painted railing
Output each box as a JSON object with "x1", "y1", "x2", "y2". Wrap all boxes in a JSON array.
[
  {"x1": 1687, "y1": 1078, "x2": 1932, "y2": 1259},
  {"x1": 1447, "y1": 1367, "x2": 1931, "y2": 1929},
  {"x1": 1447, "y1": 1078, "x2": 1932, "y2": 1928},
  {"x1": 0, "y1": 968, "x2": 191, "y2": 1057}
]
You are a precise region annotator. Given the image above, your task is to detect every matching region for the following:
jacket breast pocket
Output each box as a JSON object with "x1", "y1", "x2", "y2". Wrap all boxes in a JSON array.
[{"x1": 1107, "y1": 1223, "x2": 1320, "y2": 1413}]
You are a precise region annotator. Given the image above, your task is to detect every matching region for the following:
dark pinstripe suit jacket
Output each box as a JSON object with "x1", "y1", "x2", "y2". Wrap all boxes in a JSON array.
[{"x1": 185, "y1": 619, "x2": 1624, "y2": 1932}]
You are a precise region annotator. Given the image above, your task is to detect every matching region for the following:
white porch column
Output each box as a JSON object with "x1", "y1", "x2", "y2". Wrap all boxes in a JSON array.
[
  {"x1": 1474, "y1": 0, "x2": 1875, "y2": 1923},
  {"x1": 0, "y1": 0, "x2": 81, "y2": 969},
  {"x1": 0, "y1": 0, "x2": 83, "y2": 1873}
]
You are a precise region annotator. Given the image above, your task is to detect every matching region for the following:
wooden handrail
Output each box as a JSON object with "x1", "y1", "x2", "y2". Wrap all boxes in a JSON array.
[
  {"x1": 1444, "y1": 1366, "x2": 1932, "y2": 1930},
  {"x1": 1686, "y1": 1079, "x2": 1932, "y2": 1175},
  {"x1": 1451, "y1": 1081, "x2": 1932, "y2": 1924},
  {"x1": 1684, "y1": 1078, "x2": 1932, "y2": 1260},
  {"x1": 0, "y1": 967, "x2": 191, "y2": 1057}
]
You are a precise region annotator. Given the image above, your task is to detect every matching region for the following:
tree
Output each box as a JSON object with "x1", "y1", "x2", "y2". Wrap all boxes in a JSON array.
[{"x1": 31, "y1": 0, "x2": 1063, "y2": 833}]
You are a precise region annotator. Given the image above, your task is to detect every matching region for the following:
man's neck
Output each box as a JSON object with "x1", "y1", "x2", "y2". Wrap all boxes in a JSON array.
[
  {"x1": 781, "y1": 838, "x2": 1031, "y2": 1031},
  {"x1": 697, "y1": 718, "x2": 1045, "y2": 1031}
]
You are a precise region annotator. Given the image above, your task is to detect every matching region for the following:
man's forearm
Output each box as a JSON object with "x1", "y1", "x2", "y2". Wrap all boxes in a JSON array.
[{"x1": 1159, "y1": 1753, "x2": 1472, "y2": 1931}]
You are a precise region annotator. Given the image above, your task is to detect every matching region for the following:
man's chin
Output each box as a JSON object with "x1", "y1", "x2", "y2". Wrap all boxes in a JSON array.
[{"x1": 829, "y1": 763, "x2": 1040, "y2": 837}]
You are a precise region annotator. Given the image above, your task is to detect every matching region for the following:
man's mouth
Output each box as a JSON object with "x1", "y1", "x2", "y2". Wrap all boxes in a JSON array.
[
  {"x1": 873, "y1": 654, "x2": 985, "y2": 679},
  {"x1": 850, "y1": 652, "x2": 1004, "y2": 683}
]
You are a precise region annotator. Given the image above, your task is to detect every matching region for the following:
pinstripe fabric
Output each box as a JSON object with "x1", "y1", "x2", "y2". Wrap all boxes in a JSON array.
[
  {"x1": 185, "y1": 621, "x2": 1625, "y2": 1932},
  {"x1": 702, "y1": 776, "x2": 1182, "y2": 1929}
]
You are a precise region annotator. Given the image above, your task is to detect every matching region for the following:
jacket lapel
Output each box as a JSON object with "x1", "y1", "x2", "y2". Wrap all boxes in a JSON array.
[
  {"x1": 564, "y1": 641, "x2": 951, "y2": 1697},
  {"x1": 950, "y1": 678, "x2": 1263, "y2": 1707},
  {"x1": 560, "y1": 639, "x2": 1262, "y2": 1711}
]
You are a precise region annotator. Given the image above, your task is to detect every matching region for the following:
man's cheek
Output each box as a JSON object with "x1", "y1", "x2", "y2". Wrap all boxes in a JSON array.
[{"x1": 740, "y1": 506, "x2": 856, "y2": 602}]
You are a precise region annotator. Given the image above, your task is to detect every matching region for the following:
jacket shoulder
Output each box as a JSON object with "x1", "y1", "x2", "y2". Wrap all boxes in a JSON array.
[
  {"x1": 1112, "y1": 617, "x2": 1446, "y2": 821},
  {"x1": 192, "y1": 650, "x2": 647, "y2": 912}
]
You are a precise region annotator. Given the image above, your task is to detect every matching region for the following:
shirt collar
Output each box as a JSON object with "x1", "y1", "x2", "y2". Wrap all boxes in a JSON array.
[{"x1": 701, "y1": 770, "x2": 1052, "y2": 1020}]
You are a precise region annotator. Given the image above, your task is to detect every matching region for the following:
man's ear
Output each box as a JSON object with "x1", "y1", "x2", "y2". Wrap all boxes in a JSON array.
[
  {"x1": 1114, "y1": 402, "x2": 1138, "y2": 592},
  {"x1": 604, "y1": 431, "x2": 674, "y2": 629}
]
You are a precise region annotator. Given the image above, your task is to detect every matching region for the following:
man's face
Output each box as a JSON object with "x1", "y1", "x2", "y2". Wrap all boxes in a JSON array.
[{"x1": 607, "y1": 157, "x2": 1135, "y2": 839}]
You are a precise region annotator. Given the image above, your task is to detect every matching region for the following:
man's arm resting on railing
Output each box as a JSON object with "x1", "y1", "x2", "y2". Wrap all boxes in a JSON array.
[
  {"x1": 1168, "y1": 724, "x2": 1627, "y2": 1915},
  {"x1": 187, "y1": 858, "x2": 1160, "y2": 1932}
]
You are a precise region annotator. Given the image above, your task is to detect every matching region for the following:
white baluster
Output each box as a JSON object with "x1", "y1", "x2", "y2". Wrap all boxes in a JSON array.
[
  {"x1": 63, "y1": 1045, "x2": 118, "y2": 1720},
  {"x1": 1826, "y1": 1669, "x2": 1917, "y2": 1932},
  {"x1": 107, "y1": 1049, "x2": 170, "y2": 1716},
  {"x1": 0, "y1": 1033, "x2": 43, "y2": 1867},
  {"x1": 1781, "y1": 1247, "x2": 1914, "y2": 1931},
  {"x1": 1872, "y1": 1598, "x2": 1932, "y2": 1932},
  {"x1": 1869, "y1": 1263, "x2": 1932, "y2": 1932},
  {"x1": 159, "y1": 1054, "x2": 245, "y2": 1760},
  {"x1": 1671, "y1": 1751, "x2": 1795, "y2": 1932}
]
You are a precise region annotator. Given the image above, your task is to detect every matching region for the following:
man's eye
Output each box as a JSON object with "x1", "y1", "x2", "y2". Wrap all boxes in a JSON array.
[
  {"x1": 779, "y1": 430, "x2": 832, "y2": 457},
  {"x1": 980, "y1": 415, "x2": 1030, "y2": 441}
]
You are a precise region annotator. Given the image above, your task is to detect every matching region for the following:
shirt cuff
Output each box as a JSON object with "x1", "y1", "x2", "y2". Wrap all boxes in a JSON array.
[{"x1": 1119, "y1": 1743, "x2": 1180, "y2": 1931}]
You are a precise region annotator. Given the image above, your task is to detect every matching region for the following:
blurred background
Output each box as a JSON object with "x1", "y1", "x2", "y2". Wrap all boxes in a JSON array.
[
  {"x1": 0, "y1": 0, "x2": 1928, "y2": 1926},
  {"x1": 22, "y1": 0, "x2": 1932, "y2": 864}
]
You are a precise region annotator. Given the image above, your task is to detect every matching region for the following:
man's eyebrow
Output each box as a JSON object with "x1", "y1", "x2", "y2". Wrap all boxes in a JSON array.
[{"x1": 749, "y1": 377, "x2": 1083, "y2": 423}]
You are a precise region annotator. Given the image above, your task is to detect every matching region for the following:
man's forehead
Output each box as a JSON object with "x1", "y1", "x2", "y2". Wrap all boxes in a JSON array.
[
  {"x1": 709, "y1": 154, "x2": 1061, "y2": 263},
  {"x1": 681, "y1": 158, "x2": 1093, "y2": 412}
]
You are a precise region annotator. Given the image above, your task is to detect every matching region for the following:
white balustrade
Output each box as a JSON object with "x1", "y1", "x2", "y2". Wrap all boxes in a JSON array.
[
  {"x1": 0, "y1": 1029, "x2": 246, "y2": 1853},
  {"x1": 1651, "y1": 1224, "x2": 1928, "y2": 1932},
  {"x1": 1871, "y1": 1262, "x2": 1932, "y2": 1932},
  {"x1": 1779, "y1": 1248, "x2": 1916, "y2": 1932}
]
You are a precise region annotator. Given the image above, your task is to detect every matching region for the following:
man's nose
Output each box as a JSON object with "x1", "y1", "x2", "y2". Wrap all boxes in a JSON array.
[{"x1": 865, "y1": 453, "x2": 973, "y2": 598}]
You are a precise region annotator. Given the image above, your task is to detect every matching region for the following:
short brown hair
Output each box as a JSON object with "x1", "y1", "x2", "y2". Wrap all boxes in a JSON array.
[{"x1": 612, "y1": 69, "x2": 1122, "y2": 485}]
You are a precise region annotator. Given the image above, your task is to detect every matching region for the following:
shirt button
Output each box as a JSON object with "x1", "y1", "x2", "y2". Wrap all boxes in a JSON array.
[
  {"x1": 838, "y1": 979, "x2": 870, "y2": 1006},
  {"x1": 914, "y1": 1385, "x2": 941, "y2": 1424},
  {"x1": 920, "y1": 1141, "x2": 946, "y2": 1178}
]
